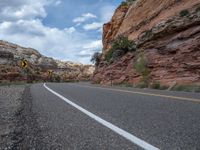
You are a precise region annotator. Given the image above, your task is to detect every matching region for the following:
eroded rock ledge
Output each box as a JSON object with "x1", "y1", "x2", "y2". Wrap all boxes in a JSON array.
[{"x1": 93, "y1": 0, "x2": 200, "y2": 86}]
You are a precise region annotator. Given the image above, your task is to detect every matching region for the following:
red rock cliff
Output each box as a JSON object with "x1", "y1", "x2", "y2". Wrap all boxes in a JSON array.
[{"x1": 93, "y1": 0, "x2": 200, "y2": 86}]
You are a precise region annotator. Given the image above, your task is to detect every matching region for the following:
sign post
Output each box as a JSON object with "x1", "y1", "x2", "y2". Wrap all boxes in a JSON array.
[
  {"x1": 48, "y1": 70, "x2": 54, "y2": 82},
  {"x1": 20, "y1": 59, "x2": 29, "y2": 82},
  {"x1": 110, "y1": 70, "x2": 113, "y2": 86}
]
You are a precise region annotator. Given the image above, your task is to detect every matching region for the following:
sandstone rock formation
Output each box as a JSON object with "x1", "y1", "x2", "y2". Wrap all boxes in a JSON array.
[
  {"x1": 55, "y1": 60, "x2": 94, "y2": 81},
  {"x1": 0, "y1": 40, "x2": 94, "y2": 82},
  {"x1": 93, "y1": 0, "x2": 200, "y2": 86}
]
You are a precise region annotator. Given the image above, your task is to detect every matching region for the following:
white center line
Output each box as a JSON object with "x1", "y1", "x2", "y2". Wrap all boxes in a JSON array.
[{"x1": 43, "y1": 83, "x2": 160, "y2": 150}]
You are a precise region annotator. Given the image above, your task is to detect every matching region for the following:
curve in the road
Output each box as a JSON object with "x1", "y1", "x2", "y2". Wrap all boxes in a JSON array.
[{"x1": 43, "y1": 83, "x2": 160, "y2": 150}]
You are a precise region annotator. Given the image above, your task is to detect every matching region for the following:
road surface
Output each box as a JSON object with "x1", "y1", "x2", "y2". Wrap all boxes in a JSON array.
[{"x1": 26, "y1": 82, "x2": 200, "y2": 150}]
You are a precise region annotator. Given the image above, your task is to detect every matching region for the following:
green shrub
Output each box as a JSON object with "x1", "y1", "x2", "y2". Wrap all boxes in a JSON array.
[
  {"x1": 134, "y1": 52, "x2": 149, "y2": 77},
  {"x1": 143, "y1": 30, "x2": 152, "y2": 39},
  {"x1": 180, "y1": 9, "x2": 189, "y2": 17},
  {"x1": 136, "y1": 81, "x2": 148, "y2": 89},
  {"x1": 105, "y1": 36, "x2": 136, "y2": 63},
  {"x1": 126, "y1": 0, "x2": 136, "y2": 2},
  {"x1": 112, "y1": 36, "x2": 136, "y2": 52},
  {"x1": 151, "y1": 81, "x2": 169, "y2": 90},
  {"x1": 105, "y1": 48, "x2": 114, "y2": 62},
  {"x1": 91, "y1": 52, "x2": 102, "y2": 66},
  {"x1": 172, "y1": 85, "x2": 189, "y2": 92},
  {"x1": 65, "y1": 80, "x2": 79, "y2": 83},
  {"x1": 171, "y1": 84, "x2": 200, "y2": 93},
  {"x1": 196, "y1": 6, "x2": 200, "y2": 12},
  {"x1": 121, "y1": 1, "x2": 128, "y2": 6},
  {"x1": 112, "y1": 49, "x2": 126, "y2": 59},
  {"x1": 151, "y1": 81, "x2": 161, "y2": 89},
  {"x1": 117, "y1": 82, "x2": 133, "y2": 87},
  {"x1": 159, "y1": 85, "x2": 169, "y2": 90},
  {"x1": 93, "y1": 80, "x2": 101, "y2": 84},
  {"x1": 134, "y1": 52, "x2": 150, "y2": 87},
  {"x1": 53, "y1": 75, "x2": 61, "y2": 82},
  {"x1": 121, "y1": 0, "x2": 136, "y2": 6},
  {"x1": 195, "y1": 86, "x2": 200, "y2": 92}
]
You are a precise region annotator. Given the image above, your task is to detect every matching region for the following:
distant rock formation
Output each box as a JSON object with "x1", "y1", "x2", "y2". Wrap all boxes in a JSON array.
[
  {"x1": 0, "y1": 40, "x2": 94, "y2": 82},
  {"x1": 93, "y1": 0, "x2": 200, "y2": 86}
]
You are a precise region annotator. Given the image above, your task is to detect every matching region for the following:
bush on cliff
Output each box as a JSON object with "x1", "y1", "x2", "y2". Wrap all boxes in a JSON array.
[
  {"x1": 105, "y1": 36, "x2": 136, "y2": 63},
  {"x1": 126, "y1": 0, "x2": 136, "y2": 3},
  {"x1": 121, "y1": 1, "x2": 128, "y2": 6},
  {"x1": 179, "y1": 9, "x2": 189, "y2": 17},
  {"x1": 91, "y1": 52, "x2": 102, "y2": 67},
  {"x1": 105, "y1": 49, "x2": 114, "y2": 63},
  {"x1": 196, "y1": 6, "x2": 200, "y2": 12},
  {"x1": 121, "y1": 0, "x2": 136, "y2": 6},
  {"x1": 134, "y1": 52, "x2": 150, "y2": 88}
]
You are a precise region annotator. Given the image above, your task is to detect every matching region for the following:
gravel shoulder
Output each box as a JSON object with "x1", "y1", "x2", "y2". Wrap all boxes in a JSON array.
[
  {"x1": 0, "y1": 85, "x2": 25, "y2": 149},
  {"x1": 0, "y1": 85, "x2": 41, "y2": 149}
]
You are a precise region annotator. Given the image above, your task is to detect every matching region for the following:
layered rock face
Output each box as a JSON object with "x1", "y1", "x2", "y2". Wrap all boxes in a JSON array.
[
  {"x1": 93, "y1": 0, "x2": 200, "y2": 86},
  {"x1": 0, "y1": 40, "x2": 94, "y2": 82},
  {"x1": 55, "y1": 60, "x2": 94, "y2": 81}
]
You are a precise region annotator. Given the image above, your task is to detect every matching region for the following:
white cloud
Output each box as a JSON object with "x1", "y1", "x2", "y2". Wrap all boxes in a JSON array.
[
  {"x1": 0, "y1": 0, "x2": 29, "y2": 9},
  {"x1": 83, "y1": 40, "x2": 102, "y2": 50},
  {"x1": 0, "y1": 21, "x2": 12, "y2": 30},
  {"x1": 83, "y1": 22, "x2": 103, "y2": 31},
  {"x1": 55, "y1": 0, "x2": 61, "y2": 6},
  {"x1": 76, "y1": 40, "x2": 102, "y2": 61},
  {"x1": 0, "y1": 0, "x2": 104, "y2": 64},
  {"x1": 0, "y1": 19, "x2": 101, "y2": 64},
  {"x1": 64, "y1": 27, "x2": 76, "y2": 33},
  {"x1": 0, "y1": 0, "x2": 48, "y2": 22},
  {"x1": 73, "y1": 13, "x2": 97, "y2": 23}
]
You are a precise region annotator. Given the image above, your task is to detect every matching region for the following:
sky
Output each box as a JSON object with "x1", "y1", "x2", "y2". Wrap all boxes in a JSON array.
[{"x1": 0, "y1": 0, "x2": 123, "y2": 64}]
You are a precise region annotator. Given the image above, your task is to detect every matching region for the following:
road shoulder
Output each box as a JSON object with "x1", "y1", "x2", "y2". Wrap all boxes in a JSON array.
[{"x1": 0, "y1": 85, "x2": 41, "y2": 149}]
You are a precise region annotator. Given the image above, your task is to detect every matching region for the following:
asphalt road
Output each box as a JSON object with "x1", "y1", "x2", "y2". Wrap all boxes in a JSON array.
[{"x1": 28, "y1": 82, "x2": 200, "y2": 150}]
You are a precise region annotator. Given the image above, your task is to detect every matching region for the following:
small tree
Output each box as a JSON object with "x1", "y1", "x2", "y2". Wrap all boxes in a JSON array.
[{"x1": 91, "y1": 52, "x2": 102, "y2": 67}]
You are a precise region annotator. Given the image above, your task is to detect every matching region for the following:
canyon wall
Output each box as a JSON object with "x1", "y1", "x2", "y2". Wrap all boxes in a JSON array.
[
  {"x1": 0, "y1": 40, "x2": 94, "y2": 82},
  {"x1": 93, "y1": 0, "x2": 200, "y2": 86}
]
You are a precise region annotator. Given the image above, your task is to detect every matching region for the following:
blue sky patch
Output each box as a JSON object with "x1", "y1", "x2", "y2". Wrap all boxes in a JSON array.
[{"x1": 0, "y1": 0, "x2": 123, "y2": 64}]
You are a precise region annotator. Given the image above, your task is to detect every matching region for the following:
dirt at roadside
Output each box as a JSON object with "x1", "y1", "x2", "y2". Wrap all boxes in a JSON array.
[
  {"x1": 0, "y1": 85, "x2": 41, "y2": 150},
  {"x1": 0, "y1": 85, "x2": 24, "y2": 149}
]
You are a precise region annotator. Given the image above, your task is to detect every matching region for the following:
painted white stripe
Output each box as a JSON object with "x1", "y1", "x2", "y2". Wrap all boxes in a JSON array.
[{"x1": 43, "y1": 83, "x2": 160, "y2": 150}]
